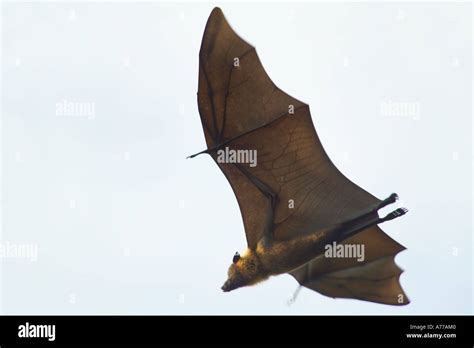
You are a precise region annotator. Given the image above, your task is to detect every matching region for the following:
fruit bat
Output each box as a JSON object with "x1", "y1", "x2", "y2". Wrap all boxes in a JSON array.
[{"x1": 189, "y1": 7, "x2": 409, "y2": 305}]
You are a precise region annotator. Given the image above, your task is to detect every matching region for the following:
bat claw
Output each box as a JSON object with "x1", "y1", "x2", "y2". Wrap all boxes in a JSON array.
[
  {"x1": 381, "y1": 207, "x2": 408, "y2": 223},
  {"x1": 187, "y1": 149, "x2": 209, "y2": 159}
]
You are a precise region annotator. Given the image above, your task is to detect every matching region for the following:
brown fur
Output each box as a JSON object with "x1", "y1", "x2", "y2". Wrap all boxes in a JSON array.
[{"x1": 222, "y1": 225, "x2": 342, "y2": 292}]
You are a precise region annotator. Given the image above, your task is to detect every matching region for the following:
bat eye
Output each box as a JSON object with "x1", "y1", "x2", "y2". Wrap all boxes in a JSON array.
[{"x1": 232, "y1": 252, "x2": 240, "y2": 263}]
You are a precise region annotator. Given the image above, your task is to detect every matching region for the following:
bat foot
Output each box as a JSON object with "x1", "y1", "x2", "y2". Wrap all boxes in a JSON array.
[
  {"x1": 378, "y1": 193, "x2": 399, "y2": 210},
  {"x1": 381, "y1": 207, "x2": 408, "y2": 223},
  {"x1": 388, "y1": 193, "x2": 399, "y2": 202}
]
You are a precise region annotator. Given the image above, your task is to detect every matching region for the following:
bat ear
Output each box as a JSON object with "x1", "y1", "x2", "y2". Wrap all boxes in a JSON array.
[{"x1": 232, "y1": 252, "x2": 241, "y2": 263}]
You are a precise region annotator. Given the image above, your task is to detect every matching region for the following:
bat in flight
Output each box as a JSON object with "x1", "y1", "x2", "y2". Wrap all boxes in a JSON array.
[{"x1": 189, "y1": 7, "x2": 409, "y2": 305}]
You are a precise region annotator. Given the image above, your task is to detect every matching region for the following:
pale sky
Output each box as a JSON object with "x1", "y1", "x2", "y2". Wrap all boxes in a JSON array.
[{"x1": 1, "y1": 1, "x2": 472, "y2": 314}]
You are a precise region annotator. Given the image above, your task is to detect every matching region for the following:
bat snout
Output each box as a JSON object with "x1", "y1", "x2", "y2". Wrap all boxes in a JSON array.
[
  {"x1": 221, "y1": 279, "x2": 238, "y2": 292},
  {"x1": 221, "y1": 280, "x2": 232, "y2": 292}
]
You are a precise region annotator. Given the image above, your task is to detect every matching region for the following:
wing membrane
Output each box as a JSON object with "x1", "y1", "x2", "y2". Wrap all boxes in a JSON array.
[{"x1": 196, "y1": 8, "x2": 408, "y2": 305}]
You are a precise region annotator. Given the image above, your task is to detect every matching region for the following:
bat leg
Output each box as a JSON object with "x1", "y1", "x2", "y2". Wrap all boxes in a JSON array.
[
  {"x1": 339, "y1": 193, "x2": 399, "y2": 231},
  {"x1": 340, "y1": 207, "x2": 408, "y2": 241}
]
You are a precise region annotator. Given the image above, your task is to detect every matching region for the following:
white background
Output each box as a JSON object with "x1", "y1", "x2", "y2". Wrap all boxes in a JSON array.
[{"x1": 1, "y1": 1, "x2": 472, "y2": 314}]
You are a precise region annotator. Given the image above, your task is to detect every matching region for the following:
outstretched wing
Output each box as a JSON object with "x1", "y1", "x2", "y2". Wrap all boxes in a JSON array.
[
  {"x1": 198, "y1": 7, "x2": 304, "y2": 247},
  {"x1": 198, "y1": 7, "x2": 378, "y2": 245},
  {"x1": 197, "y1": 7, "x2": 408, "y2": 304}
]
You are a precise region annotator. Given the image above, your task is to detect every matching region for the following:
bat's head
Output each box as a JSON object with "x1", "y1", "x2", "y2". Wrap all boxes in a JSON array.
[
  {"x1": 221, "y1": 250, "x2": 265, "y2": 292},
  {"x1": 221, "y1": 251, "x2": 246, "y2": 292}
]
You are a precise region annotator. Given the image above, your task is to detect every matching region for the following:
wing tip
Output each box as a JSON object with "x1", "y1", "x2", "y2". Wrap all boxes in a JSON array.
[
  {"x1": 200, "y1": 7, "x2": 231, "y2": 59},
  {"x1": 206, "y1": 7, "x2": 225, "y2": 29},
  {"x1": 210, "y1": 6, "x2": 224, "y2": 18}
]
